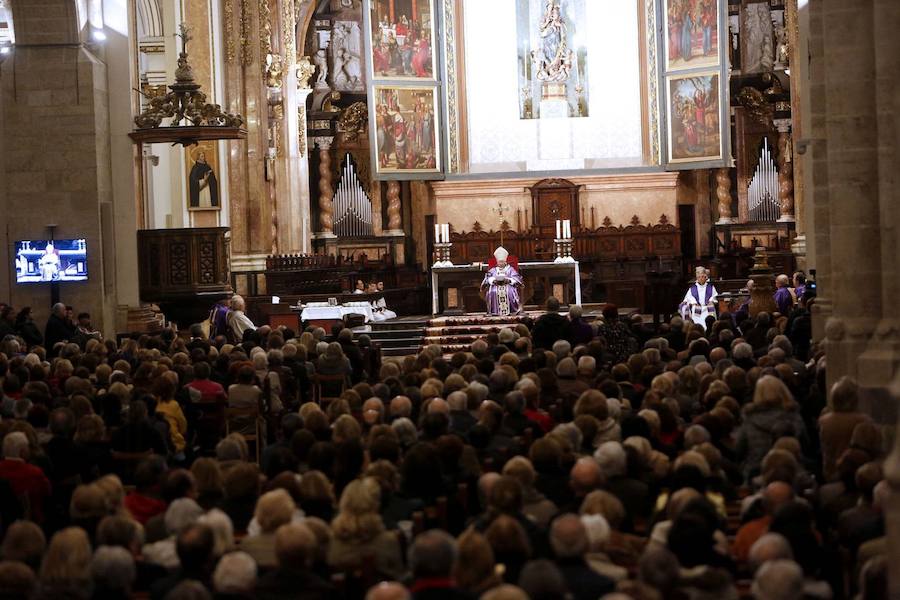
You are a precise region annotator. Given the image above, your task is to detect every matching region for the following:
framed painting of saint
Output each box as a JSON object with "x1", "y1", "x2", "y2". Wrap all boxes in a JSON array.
[
  {"x1": 666, "y1": 72, "x2": 722, "y2": 163},
  {"x1": 371, "y1": 85, "x2": 441, "y2": 177},
  {"x1": 664, "y1": 0, "x2": 719, "y2": 71},
  {"x1": 367, "y1": 0, "x2": 436, "y2": 80},
  {"x1": 186, "y1": 143, "x2": 220, "y2": 210}
]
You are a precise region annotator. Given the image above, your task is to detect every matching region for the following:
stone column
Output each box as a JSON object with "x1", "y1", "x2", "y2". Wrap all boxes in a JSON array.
[
  {"x1": 820, "y1": 0, "x2": 881, "y2": 391},
  {"x1": 715, "y1": 167, "x2": 734, "y2": 224},
  {"x1": 385, "y1": 180, "x2": 403, "y2": 234},
  {"x1": 856, "y1": 0, "x2": 900, "y2": 423},
  {"x1": 775, "y1": 119, "x2": 795, "y2": 222},
  {"x1": 313, "y1": 137, "x2": 335, "y2": 237},
  {"x1": 0, "y1": 0, "x2": 120, "y2": 334}
]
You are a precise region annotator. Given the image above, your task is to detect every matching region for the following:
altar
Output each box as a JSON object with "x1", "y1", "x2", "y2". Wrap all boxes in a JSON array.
[{"x1": 431, "y1": 261, "x2": 582, "y2": 315}]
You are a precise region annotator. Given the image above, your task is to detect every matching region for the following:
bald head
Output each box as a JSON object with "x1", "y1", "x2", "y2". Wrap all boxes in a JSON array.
[
  {"x1": 570, "y1": 457, "x2": 603, "y2": 496},
  {"x1": 763, "y1": 481, "x2": 794, "y2": 514},
  {"x1": 365, "y1": 582, "x2": 410, "y2": 600},
  {"x1": 709, "y1": 347, "x2": 727, "y2": 364},
  {"x1": 427, "y1": 398, "x2": 449, "y2": 415},
  {"x1": 389, "y1": 396, "x2": 412, "y2": 419}
]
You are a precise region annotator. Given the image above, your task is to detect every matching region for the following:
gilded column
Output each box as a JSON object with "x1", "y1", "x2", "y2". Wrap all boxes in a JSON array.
[
  {"x1": 386, "y1": 180, "x2": 403, "y2": 233},
  {"x1": 715, "y1": 167, "x2": 733, "y2": 224},
  {"x1": 313, "y1": 137, "x2": 335, "y2": 235},
  {"x1": 775, "y1": 120, "x2": 795, "y2": 222}
]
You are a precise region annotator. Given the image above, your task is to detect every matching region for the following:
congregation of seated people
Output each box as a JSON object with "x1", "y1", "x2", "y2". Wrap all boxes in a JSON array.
[{"x1": 0, "y1": 290, "x2": 888, "y2": 600}]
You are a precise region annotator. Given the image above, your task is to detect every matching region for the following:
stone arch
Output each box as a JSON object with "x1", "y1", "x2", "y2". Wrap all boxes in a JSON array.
[{"x1": 136, "y1": 0, "x2": 162, "y2": 38}]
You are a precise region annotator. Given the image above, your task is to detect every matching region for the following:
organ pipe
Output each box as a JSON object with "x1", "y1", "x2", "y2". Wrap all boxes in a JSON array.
[
  {"x1": 333, "y1": 153, "x2": 374, "y2": 237},
  {"x1": 748, "y1": 138, "x2": 781, "y2": 221}
]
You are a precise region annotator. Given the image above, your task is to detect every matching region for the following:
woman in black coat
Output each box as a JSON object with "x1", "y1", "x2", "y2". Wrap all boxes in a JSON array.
[{"x1": 15, "y1": 307, "x2": 44, "y2": 348}]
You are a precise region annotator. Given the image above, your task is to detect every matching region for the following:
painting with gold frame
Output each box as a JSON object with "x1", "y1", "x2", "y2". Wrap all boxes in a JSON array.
[
  {"x1": 666, "y1": 71, "x2": 721, "y2": 163},
  {"x1": 185, "y1": 143, "x2": 221, "y2": 211},
  {"x1": 664, "y1": 0, "x2": 720, "y2": 71},
  {"x1": 371, "y1": 85, "x2": 441, "y2": 176},
  {"x1": 367, "y1": 0, "x2": 436, "y2": 80}
]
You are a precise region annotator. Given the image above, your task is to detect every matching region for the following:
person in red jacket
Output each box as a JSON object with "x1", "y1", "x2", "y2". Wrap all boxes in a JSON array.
[{"x1": 0, "y1": 431, "x2": 51, "y2": 523}]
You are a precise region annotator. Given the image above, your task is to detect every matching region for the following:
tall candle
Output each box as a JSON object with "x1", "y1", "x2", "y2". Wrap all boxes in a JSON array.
[
  {"x1": 443, "y1": 224, "x2": 449, "y2": 243},
  {"x1": 435, "y1": 223, "x2": 441, "y2": 243},
  {"x1": 564, "y1": 220, "x2": 571, "y2": 239},
  {"x1": 556, "y1": 219, "x2": 561, "y2": 239}
]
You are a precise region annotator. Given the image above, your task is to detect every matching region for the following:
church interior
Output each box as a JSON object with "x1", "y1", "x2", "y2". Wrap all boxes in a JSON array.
[{"x1": 1, "y1": 0, "x2": 900, "y2": 597}]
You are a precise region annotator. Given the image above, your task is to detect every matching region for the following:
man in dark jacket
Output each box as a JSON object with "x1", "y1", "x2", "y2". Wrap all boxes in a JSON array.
[
  {"x1": 255, "y1": 522, "x2": 336, "y2": 600},
  {"x1": 44, "y1": 302, "x2": 76, "y2": 352},
  {"x1": 531, "y1": 297, "x2": 571, "y2": 351}
]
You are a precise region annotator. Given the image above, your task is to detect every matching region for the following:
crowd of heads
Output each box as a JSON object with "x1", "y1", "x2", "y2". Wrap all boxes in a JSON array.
[{"x1": 0, "y1": 295, "x2": 889, "y2": 600}]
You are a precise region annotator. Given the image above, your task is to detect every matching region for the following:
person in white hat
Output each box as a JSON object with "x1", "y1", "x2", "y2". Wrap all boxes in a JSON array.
[
  {"x1": 679, "y1": 266, "x2": 718, "y2": 328},
  {"x1": 481, "y1": 246, "x2": 523, "y2": 316}
]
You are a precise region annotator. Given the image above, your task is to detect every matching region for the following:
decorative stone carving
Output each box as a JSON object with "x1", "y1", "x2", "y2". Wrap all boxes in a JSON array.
[
  {"x1": 716, "y1": 167, "x2": 734, "y2": 224},
  {"x1": 387, "y1": 181, "x2": 402, "y2": 231},
  {"x1": 281, "y1": 0, "x2": 295, "y2": 65},
  {"x1": 240, "y1": 0, "x2": 253, "y2": 66},
  {"x1": 329, "y1": 21, "x2": 364, "y2": 92},
  {"x1": 223, "y1": 0, "x2": 236, "y2": 63},
  {"x1": 742, "y1": 3, "x2": 774, "y2": 74},
  {"x1": 314, "y1": 137, "x2": 334, "y2": 234},
  {"x1": 265, "y1": 53, "x2": 283, "y2": 88},
  {"x1": 259, "y1": 0, "x2": 272, "y2": 72}
]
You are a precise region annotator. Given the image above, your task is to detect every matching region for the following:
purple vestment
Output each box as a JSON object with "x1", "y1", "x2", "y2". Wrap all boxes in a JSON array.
[{"x1": 482, "y1": 265, "x2": 524, "y2": 316}]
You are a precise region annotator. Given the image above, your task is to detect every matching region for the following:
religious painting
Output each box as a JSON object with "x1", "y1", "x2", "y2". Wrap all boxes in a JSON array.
[
  {"x1": 373, "y1": 85, "x2": 441, "y2": 175},
  {"x1": 664, "y1": 0, "x2": 719, "y2": 71},
  {"x1": 368, "y1": 0, "x2": 436, "y2": 80},
  {"x1": 666, "y1": 72, "x2": 721, "y2": 163},
  {"x1": 186, "y1": 143, "x2": 220, "y2": 210},
  {"x1": 515, "y1": 0, "x2": 589, "y2": 119}
]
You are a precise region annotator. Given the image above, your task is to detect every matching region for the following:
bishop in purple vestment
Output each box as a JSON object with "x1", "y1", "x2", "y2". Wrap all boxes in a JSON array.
[
  {"x1": 482, "y1": 246, "x2": 524, "y2": 316},
  {"x1": 679, "y1": 266, "x2": 718, "y2": 327}
]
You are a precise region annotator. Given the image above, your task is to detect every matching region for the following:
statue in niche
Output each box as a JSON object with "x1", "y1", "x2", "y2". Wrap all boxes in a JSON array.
[
  {"x1": 742, "y1": 3, "x2": 774, "y2": 73},
  {"x1": 329, "y1": 23, "x2": 348, "y2": 84},
  {"x1": 532, "y1": 0, "x2": 573, "y2": 83},
  {"x1": 313, "y1": 49, "x2": 329, "y2": 86}
]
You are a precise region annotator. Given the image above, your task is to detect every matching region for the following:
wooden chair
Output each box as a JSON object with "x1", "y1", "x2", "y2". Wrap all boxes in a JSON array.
[
  {"x1": 225, "y1": 406, "x2": 262, "y2": 463},
  {"x1": 314, "y1": 373, "x2": 347, "y2": 407}
]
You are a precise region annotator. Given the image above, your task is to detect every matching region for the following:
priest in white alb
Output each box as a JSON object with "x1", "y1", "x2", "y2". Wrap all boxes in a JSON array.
[
  {"x1": 482, "y1": 246, "x2": 524, "y2": 316},
  {"x1": 679, "y1": 266, "x2": 718, "y2": 327}
]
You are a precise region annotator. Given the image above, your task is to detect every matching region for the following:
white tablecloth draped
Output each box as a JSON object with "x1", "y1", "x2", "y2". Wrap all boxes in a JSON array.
[{"x1": 299, "y1": 304, "x2": 375, "y2": 323}]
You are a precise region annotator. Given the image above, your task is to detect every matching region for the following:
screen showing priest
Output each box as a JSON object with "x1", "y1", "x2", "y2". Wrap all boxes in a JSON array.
[
  {"x1": 481, "y1": 246, "x2": 524, "y2": 316},
  {"x1": 679, "y1": 266, "x2": 718, "y2": 327}
]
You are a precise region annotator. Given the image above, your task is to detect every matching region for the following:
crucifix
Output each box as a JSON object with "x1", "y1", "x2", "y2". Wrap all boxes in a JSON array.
[{"x1": 493, "y1": 200, "x2": 511, "y2": 246}]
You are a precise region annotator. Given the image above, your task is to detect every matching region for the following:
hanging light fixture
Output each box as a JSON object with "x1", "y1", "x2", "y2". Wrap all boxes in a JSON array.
[{"x1": 129, "y1": 23, "x2": 246, "y2": 146}]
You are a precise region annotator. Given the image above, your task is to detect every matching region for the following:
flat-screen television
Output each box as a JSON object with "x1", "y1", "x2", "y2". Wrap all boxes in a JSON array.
[{"x1": 14, "y1": 239, "x2": 88, "y2": 283}]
